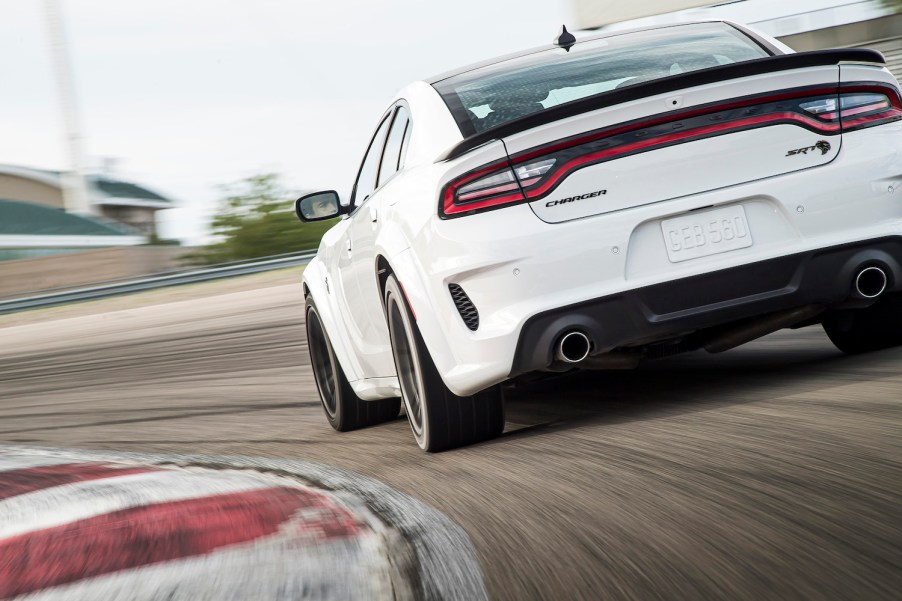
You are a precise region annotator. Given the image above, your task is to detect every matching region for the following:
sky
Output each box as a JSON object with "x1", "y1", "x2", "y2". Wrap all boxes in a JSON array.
[{"x1": 0, "y1": 0, "x2": 569, "y2": 244}]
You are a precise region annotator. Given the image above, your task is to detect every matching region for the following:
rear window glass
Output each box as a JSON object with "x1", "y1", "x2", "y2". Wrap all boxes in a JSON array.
[{"x1": 432, "y1": 22, "x2": 769, "y2": 137}]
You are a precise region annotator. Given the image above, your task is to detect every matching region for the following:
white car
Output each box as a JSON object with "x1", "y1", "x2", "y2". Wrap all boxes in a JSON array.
[{"x1": 295, "y1": 21, "x2": 902, "y2": 451}]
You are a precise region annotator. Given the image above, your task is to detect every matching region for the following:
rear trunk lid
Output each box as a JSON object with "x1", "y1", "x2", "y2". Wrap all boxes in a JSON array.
[{"x1": 506, "y1": 66, "x2": 842, "y2": 223}]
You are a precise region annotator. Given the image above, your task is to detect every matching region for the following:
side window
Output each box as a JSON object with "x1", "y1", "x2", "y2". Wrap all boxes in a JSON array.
[
  {"x1": 397, "y1": 114, "x2": 412, "y2": 171},
  {"x1": 351, "y1": 111, "x2": 393, "y2": 207},
  {"x1": 378, "y1": 106, "x2": 410, "y2": 186}
]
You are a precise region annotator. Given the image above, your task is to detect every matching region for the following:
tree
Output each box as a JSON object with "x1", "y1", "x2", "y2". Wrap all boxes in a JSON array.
[{"x1": 186, "y1": 173, "x2": 337, "y2": 264}]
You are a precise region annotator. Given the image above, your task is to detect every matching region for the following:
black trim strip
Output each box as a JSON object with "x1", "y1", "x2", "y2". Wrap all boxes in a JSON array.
[{"x1": 437, "y1": 49, "x2": 885, "y2": 162}]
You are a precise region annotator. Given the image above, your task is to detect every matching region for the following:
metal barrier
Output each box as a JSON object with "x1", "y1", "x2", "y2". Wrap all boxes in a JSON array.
[{"x1": 0, "y1": 251, "x2": 316, "y2": 315}]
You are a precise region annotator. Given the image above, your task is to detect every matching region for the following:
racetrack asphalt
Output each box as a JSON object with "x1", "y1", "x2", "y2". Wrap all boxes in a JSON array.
[{"x1": 1, "y1": 279, "x2": 901, "y2": 600}]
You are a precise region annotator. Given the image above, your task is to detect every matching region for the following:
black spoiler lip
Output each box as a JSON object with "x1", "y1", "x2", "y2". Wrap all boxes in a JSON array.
[{"x1": 436, "y1": 48, "x2": 886, "y2": 163}]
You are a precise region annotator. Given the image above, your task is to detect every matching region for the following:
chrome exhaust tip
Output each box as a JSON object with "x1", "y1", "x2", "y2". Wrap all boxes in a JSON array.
[
  {"x1": 855, "y1": 266, "x2": 887, "y2": 299},
  {"x1": 555, "y1": 331, "x2": 591, "y2": 364}
]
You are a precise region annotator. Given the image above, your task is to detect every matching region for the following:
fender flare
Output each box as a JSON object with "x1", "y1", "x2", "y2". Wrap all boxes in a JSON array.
[
  {"x1": 378, "y1": 247, "x2": 460, "y2": 393},
  {"x1": 302, "y1": 257, "x2": 366, "y2": 384}
]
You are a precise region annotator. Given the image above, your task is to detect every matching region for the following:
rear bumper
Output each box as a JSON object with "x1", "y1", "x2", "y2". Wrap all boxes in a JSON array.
[
  {"x1": 510, "y1": 237, "x2": 902, "y2": 376},
  {"x1": 410, "y1": 121, "x2": 902, "y2": 396}
]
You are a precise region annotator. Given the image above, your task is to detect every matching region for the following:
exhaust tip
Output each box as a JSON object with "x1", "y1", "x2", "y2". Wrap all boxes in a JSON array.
[
  {"x1": 855, "y1": 266, "x2": 887, "y2": 299},
  {"x1": 556, "y1": 331, "x2": 591, "y2": 364}
]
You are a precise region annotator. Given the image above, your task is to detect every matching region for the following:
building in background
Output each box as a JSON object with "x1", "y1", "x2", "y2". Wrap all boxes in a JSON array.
[
  {"x1": 0, "y1": 164, "x2": 175, "y2": 238},
  {"x1": 0, "y1": 197, "x2": 144, "y2": 262},
  {"x1": 572, "y1": 0, "x2": 902, "y2": 82}
]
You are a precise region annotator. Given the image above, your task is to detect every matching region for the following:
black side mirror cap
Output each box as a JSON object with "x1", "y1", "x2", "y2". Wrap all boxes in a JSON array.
[{"x1": 295, "y1": 190, "x2": 342, "y2": 222}]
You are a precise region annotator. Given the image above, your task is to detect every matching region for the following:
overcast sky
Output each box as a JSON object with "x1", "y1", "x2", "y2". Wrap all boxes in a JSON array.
[{"x1": 1, "y1": 0, "x2": 569, "y2": 243}]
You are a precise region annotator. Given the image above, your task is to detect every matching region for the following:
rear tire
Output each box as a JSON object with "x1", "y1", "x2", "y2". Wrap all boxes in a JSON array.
[
  {"x1": 305, "y1": 296, "x2": 400, "y2": 431},
  {"x1": 822, "y1": 292, "x2": 902, "y2": 354},
  {"x1": 384, "y1": 274, "x2": 505, "y2": 452}
]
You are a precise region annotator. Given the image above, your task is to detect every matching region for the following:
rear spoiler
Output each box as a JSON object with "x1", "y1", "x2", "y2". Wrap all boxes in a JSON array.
[{"x1": 438, "y1": 48, "x2": 886, "y2": 162}]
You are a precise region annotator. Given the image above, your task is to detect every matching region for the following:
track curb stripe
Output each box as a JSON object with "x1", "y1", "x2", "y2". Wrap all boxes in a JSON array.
[
  {"x1": 0, "y1": 463, "x2": 159, "y2": 501},
  {"x1": 0, "y1": 445, "x2": 490, "y2": 601},
  {"x1": 0, "y1": 486, "x2": 362, "y2": 598},
  {"x1": 0, "y1": 469, "x2": 276, "y2": 540}
]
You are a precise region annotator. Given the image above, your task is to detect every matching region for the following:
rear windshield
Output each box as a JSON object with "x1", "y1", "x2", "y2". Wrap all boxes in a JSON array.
[{"x1": 432, "y1": 22, "x2": 770, "y2": 137}]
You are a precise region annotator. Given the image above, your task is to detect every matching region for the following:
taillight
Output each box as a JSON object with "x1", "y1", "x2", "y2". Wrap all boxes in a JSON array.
[
  {"x1": 800, "y1": 86, "x2": 902, "y2": 131},
  {"x1": 442, "y1": 158, "x2": 558, "y2": 216},
  {"x1": 837, "y1": 87, "x2": 902, "y2": 131},
  {"x1": 456, "y1": 167, "x2": 519, "y2": 202},
  {"x1": 799, "y1": 97, "x2": 839, "y2": 119},
  {"x1": 442, "y1": 162, "x2": 523, "y2": 216}
]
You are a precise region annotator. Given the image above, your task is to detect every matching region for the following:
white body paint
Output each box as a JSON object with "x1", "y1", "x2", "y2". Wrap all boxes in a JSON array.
[{"x1": 302, "y1": 22, "x2": 902, "y2": 398}]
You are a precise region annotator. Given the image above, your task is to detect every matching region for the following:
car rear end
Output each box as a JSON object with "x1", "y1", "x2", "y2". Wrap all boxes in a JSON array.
[{"x1": 411, "y1": 21, "x2": 902, "y2": 396}]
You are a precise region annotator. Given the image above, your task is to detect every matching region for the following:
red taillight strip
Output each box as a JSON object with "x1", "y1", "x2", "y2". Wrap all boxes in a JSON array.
[
  {"x1": 439, "y1": 84, "x2": 866, "y2": 218},
  {"x1": 842, "y1": 106, "x2": 902, "y2": 129},
  {"x1": 518, "y1": 112, "x2": 838, "y2": 200},
  {"x1": 442, "y1": 111, "x2": 838, "y2": 216},
  {"x1": 443, "y1": 185, "x2": 522, "y2": 215}
]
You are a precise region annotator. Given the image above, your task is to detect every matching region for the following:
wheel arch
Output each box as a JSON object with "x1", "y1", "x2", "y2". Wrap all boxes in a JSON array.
[
  {"x1": 302, "y1": 257, "x2": 366, "y2": 383},
  {"x1": 373, "y1": 247, "x2": 467, "y2": 395}
]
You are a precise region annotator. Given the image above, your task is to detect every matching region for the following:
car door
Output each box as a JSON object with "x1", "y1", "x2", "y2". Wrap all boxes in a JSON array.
[
  {"x1": 333, "y1": 111, "x2": 392, "y2": 380},
  {"x1": 344, "y1": 103, "x2": 412, "y2": 379}
]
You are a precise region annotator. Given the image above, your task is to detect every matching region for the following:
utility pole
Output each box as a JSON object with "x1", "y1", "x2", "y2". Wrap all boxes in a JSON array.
[{"x1": 44, "y1": 0, "x2": 94, "y2": 215}]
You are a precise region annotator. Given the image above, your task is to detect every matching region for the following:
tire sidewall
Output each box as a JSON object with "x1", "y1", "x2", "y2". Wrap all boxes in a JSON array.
[
  {"x1": 384, "y1": 276, "x2": 431, "y2": 450},
  {"x1": 823, "y1": 293, "x2": 902, "y2": 354},
  {"x1": 305, "y1": 297, "x2": 343, "y2": 428}
]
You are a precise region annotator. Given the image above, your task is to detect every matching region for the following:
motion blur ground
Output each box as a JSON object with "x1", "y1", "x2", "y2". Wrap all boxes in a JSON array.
[{"x1": 1, "y1": 273, "x2": 901, "y2": 600}]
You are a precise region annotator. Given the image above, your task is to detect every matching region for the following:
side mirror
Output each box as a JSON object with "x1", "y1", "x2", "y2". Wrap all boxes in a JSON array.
[{"x1": 295, "y1": 190, "x2": 342, "y2": 222}]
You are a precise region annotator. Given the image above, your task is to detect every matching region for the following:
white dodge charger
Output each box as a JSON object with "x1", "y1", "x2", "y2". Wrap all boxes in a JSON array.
[{"x1": 295, "y1": 21, "x2": 902, "y2": 451}]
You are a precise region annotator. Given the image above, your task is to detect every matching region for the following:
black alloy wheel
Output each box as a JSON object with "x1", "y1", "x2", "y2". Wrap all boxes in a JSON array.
[{"x1": 305, "y1": 296, "x2": 400, "y2": 431}]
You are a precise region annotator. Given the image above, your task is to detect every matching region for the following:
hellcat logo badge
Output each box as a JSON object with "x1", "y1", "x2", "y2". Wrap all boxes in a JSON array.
[
  {"x1": 815, "y1": 140, "x2": 831, "y2": 155},
  {"x1": 786, "y1": 140, "x2": 831, "y2": 156}
]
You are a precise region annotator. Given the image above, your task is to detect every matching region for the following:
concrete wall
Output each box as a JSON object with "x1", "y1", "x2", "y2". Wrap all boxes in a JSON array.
[
  {"x1": 0, "y1": 246, "x2": 189, "y2": 298},
  {"x1": 0, "y1": 174, "x2": 64, "y2": 209}
]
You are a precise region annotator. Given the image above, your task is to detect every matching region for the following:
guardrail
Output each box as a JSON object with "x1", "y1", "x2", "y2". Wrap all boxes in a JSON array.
[{"x1": 0, "y1": 251, "x2": 316, "y2": 315}]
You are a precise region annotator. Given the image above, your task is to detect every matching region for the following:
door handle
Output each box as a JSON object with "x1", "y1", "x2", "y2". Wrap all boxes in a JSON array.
[
  {"x1": 346, "y1": 239, "x2": 352, "y2": 254},
  {"x1": 370, "y1": 207, "x2": 378, "y2": 223}
]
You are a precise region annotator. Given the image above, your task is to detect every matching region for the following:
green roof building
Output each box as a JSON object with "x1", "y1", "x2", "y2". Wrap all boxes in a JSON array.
[
  {"x1": 0, "y1": 164, "x2": 176, "y2": 238},
  {"x1": 0, "y1": 164, "x2": 175, "y2": 261},
  {"x1": 0, "y1": 198, "x2": 145, "y2": 261}
]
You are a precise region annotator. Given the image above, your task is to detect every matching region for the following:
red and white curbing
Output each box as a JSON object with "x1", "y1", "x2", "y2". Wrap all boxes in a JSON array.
[{"x1": 0, "y1": 447, "x2": 488, "y2": 601}]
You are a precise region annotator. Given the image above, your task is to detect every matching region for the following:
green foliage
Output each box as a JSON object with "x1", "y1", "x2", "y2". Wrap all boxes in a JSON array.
[
  {"x1": 880, "y1": 0, "x2": 902, "y2": 12},
  {"x1": 186, "y1": 173, "x2": 338, "y2": 264},
  {"x1": 147, "y1": 233, "x2": 181, "y2": 246}
]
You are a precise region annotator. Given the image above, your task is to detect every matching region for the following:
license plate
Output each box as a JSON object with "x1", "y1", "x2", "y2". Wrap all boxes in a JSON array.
[{"x1": 661, "y1": 205, "x2": 753, "y2": 263}]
